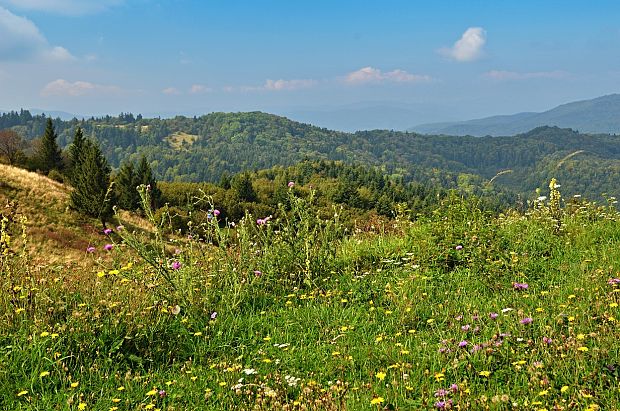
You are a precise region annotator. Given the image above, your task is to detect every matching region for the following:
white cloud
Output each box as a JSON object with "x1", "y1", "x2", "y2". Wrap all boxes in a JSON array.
[
  {"x1": 189, "y1": 84, "x2": 212, "y2": 94},
  {"x1": 263, "y1": 78, "x2": 317, "y2": 91},
  {"x1": 162, "y1": 87, "x2": 181, "y2": 95},
  {"x1": 484, "y1": 70, "x2": 568, "y2": 81},
  {"x1": 0, "y1": 0, "x2": 123, "y2": 15},
  {"x1": 41, "y1": 79, "x2": 121, "y2": 97},
  {"x1": 344, "y1": 67, "x2": 432, "y2": 85},
  {"x1": 439, "y1": 27, "x2": 486, "y2": 62},
  {"x1": 0, "y1": 6, "x2": 74, "y2": 61},
  {"x1": 228, "y1": 78, "x2": 318, "y2": 92}
]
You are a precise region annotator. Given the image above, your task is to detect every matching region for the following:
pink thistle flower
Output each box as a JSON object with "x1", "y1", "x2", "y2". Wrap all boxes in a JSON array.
[
  {"x1": 288, "y1": 181, "x2": 295, "y2": 188},
  {"x1": 520, "y1": 317, "x2": 533, "y2": 325},
  {"x1": 104, "y1": 244, "x2": 113, "y2": 251},
  {"x1": 86, "y1": 246, "x2": 96, "y2": 253},
  {"x1": 213, "y1": 209, "x2": 220, "y2": 217},
  {"x1": 103, "y1": 228, "x2": 113, "y2": 235},
  {"x1": 171, "y1": 261, "x2": 181, "y2": 270},
  {"x1": 489, "y1": 312, "x2": 499, "y2": 319}
]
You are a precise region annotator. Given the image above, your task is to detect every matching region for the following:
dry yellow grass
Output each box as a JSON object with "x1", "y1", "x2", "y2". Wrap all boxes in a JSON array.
[
  {"x1": 0, "y1": 164, "x2": 152, "y2": 266},
  {"x1": 165, "y1": 131, "x2": 199, "y2": 150}
]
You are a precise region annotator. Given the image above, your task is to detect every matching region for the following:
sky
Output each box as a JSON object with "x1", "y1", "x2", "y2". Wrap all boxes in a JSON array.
[{"x1": 1, "y1": 0, "x2": 620, "y2": 129}]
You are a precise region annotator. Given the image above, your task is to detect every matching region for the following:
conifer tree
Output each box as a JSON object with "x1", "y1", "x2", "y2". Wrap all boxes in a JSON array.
[
  {"x1": 70, "y1": 139, "x2": 113, "y2": 226},
  {"x1": 135, "y1": 156, "x2": 161, "y2": 209},
  {"x1": 115, "y1": 161, "x2": 139, "y2": 210},
  {"x1": 67, "y1": 126, "x2": 85, "y2": 184},
  {"x1": 38, "y1": 118, "x2": 63, "y2": 173}
]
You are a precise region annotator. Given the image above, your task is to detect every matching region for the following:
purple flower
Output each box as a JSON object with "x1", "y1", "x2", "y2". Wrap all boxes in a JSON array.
[
  {"x1": 458, "y1": 340, "x2": 468, "y2": 348},
  {"x1": 288, "y1": 181, "x2": 295, "y2": 188},
  {"x1": 455, "y1": 245, "x2": 463, "y2": 250},
  {"x1": 450, "y1": 384, "x2": 459, "y2": 392},
  {"x1": 461, "y1": 324, "x2": 471, "y2": 331},
  {"x1": 489, "y1": 312, "x2": 499, "y2": 320},
  {"x1": 116, "y1": 225, "x2": 124, "y2": 231},
  {"x1": 213, "y1": 209, "x2": 220, "y2": 217},
  {"x1": 513, "y1": 282, "x2": 529, "y2": 290},
  {"x1": 454, "y1": 315, "x2": 463, "y2": 321},
  {"x1": 86, "y1": 246, "x2": 96, "y2": 253},
  {"x1": 543, "y1": 336, "x2": 553, "y2": 344},
  {"x1": 104, "y1": 244, "x2": 113, "y2": 251},
  {"x1": 434, "y1": 388, "x2": 448, "y2": 397},
  {"x1": 103, "y1": 228, "x2": 113, "y2": 235},
  {"x1": 471, "y1": 344, "x2": 482, "y2": 353},
  {"x1": 520, "y1": 317, "x2": 533, "y2": 325},
  {"x1": 171, "y1": 261, "x2": 181, "y2": 270},
  {"x1": 158, "y1": 390, "x2": 167, "y2": 398},
  {"x1": 608, "y1": 278, "x2": 620, "y2": 285},
  {"x1": 435, "y1": 401, "x2": 446, "y2": 409},
  {"x1": 257, "y1": 218, "x2": 265, "y2": 225},
  {"x1": 210, "y1": 311, "x2": 217, "y2": 320},
  {"x1": 253, "y1": 270, "x2": 262, "y2": 277}
]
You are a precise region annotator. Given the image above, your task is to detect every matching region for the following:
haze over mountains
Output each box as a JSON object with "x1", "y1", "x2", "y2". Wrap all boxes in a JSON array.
[{"x1": 412, "y1": 94, "x2": 620, "y2": 136}]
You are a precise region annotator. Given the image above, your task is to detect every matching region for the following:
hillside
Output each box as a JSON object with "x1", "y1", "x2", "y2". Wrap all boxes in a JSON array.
[
  {"x1": 412, "y1": 94, "x2": 620, "y2": 136},
  {"x1": 4, "y1": 110, "x2": 620, "y2": 202},
  {"x1": 0, "y1": 164, "x2": 149, "y2": 264}
]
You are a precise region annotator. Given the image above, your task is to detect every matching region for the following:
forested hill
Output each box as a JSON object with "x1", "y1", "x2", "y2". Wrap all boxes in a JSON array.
[
  {"x1": 412, "y1": 93, "x2": 620, "y2": 136},
  {"x1": 3, "y1": 109, "x2": 620, "y2": 200}
]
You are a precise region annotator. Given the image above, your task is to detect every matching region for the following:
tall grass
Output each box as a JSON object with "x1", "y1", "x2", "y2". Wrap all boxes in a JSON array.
[{"x1": 1, "y1": 180, "x2": 619, "y2": 410}]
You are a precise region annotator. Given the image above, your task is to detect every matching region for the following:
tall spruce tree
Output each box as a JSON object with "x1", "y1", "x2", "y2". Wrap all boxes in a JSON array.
[
  {"x1": 67, "y1": 126, "x2": 86, "y2": 184},
  {"x1": 38, "y1": 118, "x2": 63, "y2": 173},
  {"x1": 115, "y1": 156, "x2": 160, "y2": 211},
  {"x1": 70, "y1": 139, "x2": 113, "y2": 226},
  {"x1": 135, "y1": 156, "x2": 161, "y2": 209},
  {"x1": 115, "y1": 161, "x2": 139, "y2": 210}
]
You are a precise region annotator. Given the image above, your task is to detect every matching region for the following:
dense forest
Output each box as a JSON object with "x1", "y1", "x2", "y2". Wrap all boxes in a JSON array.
[{"x1": 2, "y1": 109, "x2": 620, "y2": 201}]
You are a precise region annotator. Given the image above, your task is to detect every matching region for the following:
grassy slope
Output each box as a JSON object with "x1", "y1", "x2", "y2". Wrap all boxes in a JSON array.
[{"x1": 0, "y1": 179, "x2": 619, "y2": 410}]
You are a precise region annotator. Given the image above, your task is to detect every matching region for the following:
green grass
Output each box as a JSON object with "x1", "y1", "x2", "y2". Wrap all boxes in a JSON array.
[{"x1": 1, "y1": 184, "x2": 619, "y2": 410}]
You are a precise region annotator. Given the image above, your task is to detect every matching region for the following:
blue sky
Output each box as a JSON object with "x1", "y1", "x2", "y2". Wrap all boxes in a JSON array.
[{"x1": 0, "y1": 0, "x2": 619, "y2": 129}]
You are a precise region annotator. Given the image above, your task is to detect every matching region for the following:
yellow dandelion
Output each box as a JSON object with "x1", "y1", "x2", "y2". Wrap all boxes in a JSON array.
[
  {"x1": 576, "y1": 333, "x2": 585, "y2": 340},
  {"x1": 479, "y1": 371, "x2": 491, "y2": 377},
  {"x1": 39, "y1": 371, "x2": 50, "y2": 377},
  {"x1": 561, "y1": 386, "x2": 569, "y2": 393},
  {"x1": 218, "y1": 381, "x2": 227, "y2": 387},
  {"x1": 376, "y1": 371, "x2": 386, "y2": 381},
  {"x1": 78, "y1": 403, "x2": 87, "y2": 410},
  {"x1": 577, "y1": 346, "x2": 589, "y2": 352},
  {"x1": 70, "y1": 381, "x2": 79, "y2": 388},
  {"x1": 112, "y1": 398, "x2": 121, "y2": 403},
  {"x1": 146, "y1": 388, "x2": 158, "y2": 396},
  {"x1": 117, "y1": 386, "x2": 125, "y2": 391},
  {"x1": 17, "y1": 390, "x2": 28, "y2": 397},
  {"x1": 40, "y1": 331, "x2": 50, "y2": 337},
  {"x1": 370, "y1": 397, "x2": 384, "y2": 405}
]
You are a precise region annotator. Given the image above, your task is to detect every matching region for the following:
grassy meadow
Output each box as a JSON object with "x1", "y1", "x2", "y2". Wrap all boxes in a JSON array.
[{"x1": 1, "y1": 168, "x2": 619, "y2": 410}]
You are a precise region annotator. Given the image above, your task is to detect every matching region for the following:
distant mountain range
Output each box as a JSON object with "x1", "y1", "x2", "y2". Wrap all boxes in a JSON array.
[{"x1": 411, "y1": 94, "x2": 620, "y2": 136}]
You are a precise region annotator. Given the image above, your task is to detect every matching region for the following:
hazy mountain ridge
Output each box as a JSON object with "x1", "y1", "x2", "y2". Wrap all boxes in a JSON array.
[{"x1": 412, "y1": 94, "x2": 620, "y2": 136}]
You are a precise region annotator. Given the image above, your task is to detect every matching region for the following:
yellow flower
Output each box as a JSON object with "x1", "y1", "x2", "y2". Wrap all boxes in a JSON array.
[
  {"x1": 17, "y1": 390, "x2": 28, "y2": 397},
  {"x1": 370, "y1": 397, "x2": 384, "y2": 405},
  {"x1": 70, "y1": 381, "x2": 79, "y2": 388},
  {"x1": 375, "y1": 371, "x2": 386, "y2": 381},
  {"x1": 577, "y1": 346, "x2": 589, "y2": 352},
  {"x1": 479, "y1": 371, "x2": 491, "y2": 377},
  {"x1": 39, "y1": 371, "x2": 50, "y2": 377},
  {"x1": 112, "y1": 398, "x2": 121, "y2": 403},
  {"x1": 78, "y1": 403, "x2": 87, "y2": 410},
  {"x1": 218, "y1": 381, "x2": 227, "y2": 387},
  {"x1": 576, "y1": 333, "x2": 585, "y2": 340},
  {"x1": 146, "y1": 388, "x2": 158, "y2": 396},
  {"x1": 40, "y1": 331, "x2": 50, "y2": 337},
  {"x1": 117, "y1": 386, "x2": 125, "y2": 391},
  {"x1": 561, "y1": 385, "x2": 569, "y2": 393}
]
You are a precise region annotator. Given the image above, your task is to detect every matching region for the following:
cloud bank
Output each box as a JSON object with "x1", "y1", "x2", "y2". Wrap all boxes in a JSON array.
[
  {"x1": 0, "y1": 6, "x2": 74, "y2": 61},
  {"x1": 439, "y1": 27, "x2": 486, "y2": 62},
  {"x1": 344, "y1": 67, "x2": 432, "y2": 85},
  {"x1": 41, "y1": 79, "x2": 121, "y2": 97}
]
